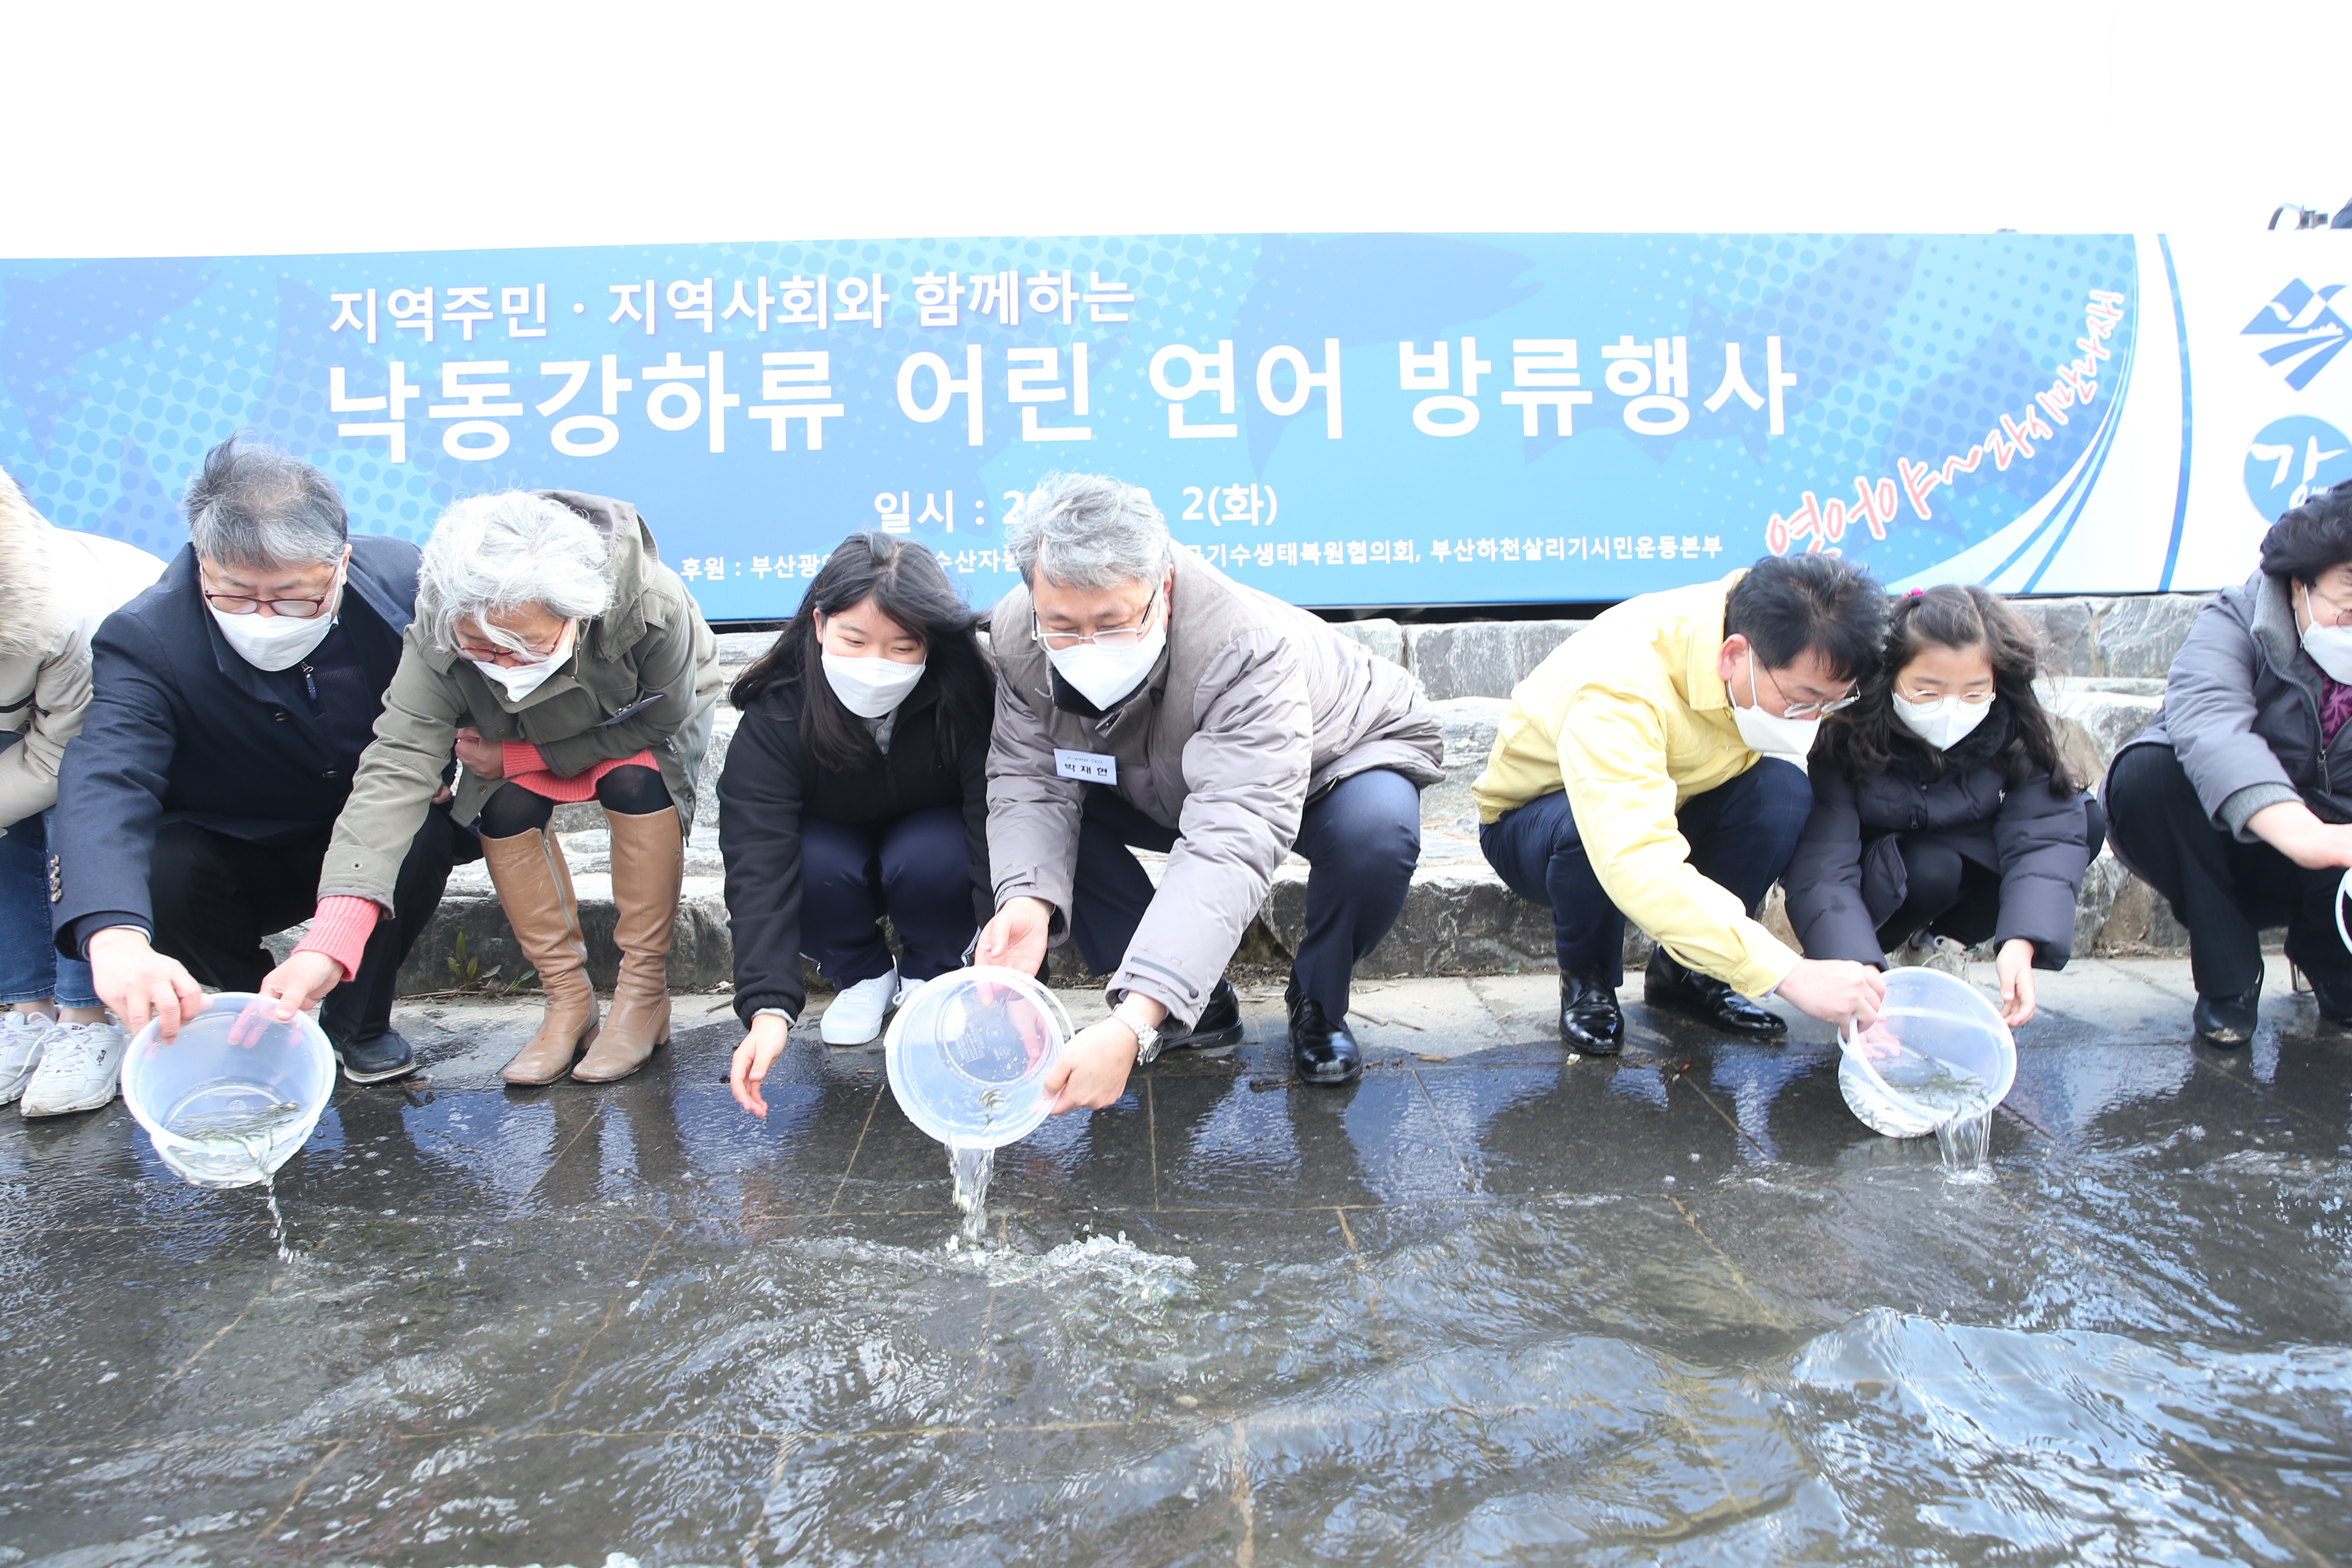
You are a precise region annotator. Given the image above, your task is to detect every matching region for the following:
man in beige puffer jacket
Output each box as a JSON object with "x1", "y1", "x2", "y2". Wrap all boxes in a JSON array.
[{"x1": 975, "y1": 472, "x2": 1443, "y2": 1102}]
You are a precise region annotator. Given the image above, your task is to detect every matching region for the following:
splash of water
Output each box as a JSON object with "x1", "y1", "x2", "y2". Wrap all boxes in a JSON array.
[
  {"x1": 166, "y1": 1102, "x2": 308, "y2": 1260},
  {"x1": 949, "y1": 1142, "x2": 995, "y2": 1244},
  {"x1": 1935, "y1": 1109, "x2": 1994, "y2": 1181}
]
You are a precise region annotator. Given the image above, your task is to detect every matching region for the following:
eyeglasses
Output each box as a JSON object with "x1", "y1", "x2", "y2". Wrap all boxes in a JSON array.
[
  {"x1": 2306, "y1": 582, "x2": 2352, "y2": 630},
  {"x1": 1896, "y1": 686, "x2": 1996, "y2": 706},
  {"x1": 1034, "y1": 588, "x2": 1161, "y2": 652},
  {"x1": 201, "y1": 558, "x2": 344, "y2": 618},
  {"x1": 1756, "y1": 658, "x2": 1859, "y2": 720},
  {"x1": 454, "y1": 626, "x2": 570, "y2": 663},
  {"x1": 203, "y1": 592, "x2": 337, "y2": 619}
]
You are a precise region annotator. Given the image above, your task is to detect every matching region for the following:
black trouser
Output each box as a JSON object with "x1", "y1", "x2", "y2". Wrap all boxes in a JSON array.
[
  {"x1": 1872, "y1": 797, "x2": 2107, "y2": 952},
  {"x1": 2106, "y1": 743, "x2": 2350, "y2": 996},
  {"x1": 1071, "y1": 771, "x2": 1423, "y2": 1019},
  {"x1": 148, "y1": 813, "x2": 463, "y2": 1045}
]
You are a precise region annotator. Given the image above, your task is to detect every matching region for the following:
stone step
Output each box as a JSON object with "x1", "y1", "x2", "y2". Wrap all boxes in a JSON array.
[
  {"x1": 383, "y1": 859, "x2": 1606, "y2": 1001},
  {"x1": 714, "y1": 590, "x2": 2209, "y2": 704},
  {"x1": 379, "y1": 607, "x2": 2204, "y2": 999}
]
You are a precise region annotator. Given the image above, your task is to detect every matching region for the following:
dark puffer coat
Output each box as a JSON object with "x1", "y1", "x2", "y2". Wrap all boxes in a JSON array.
[
  {"x1": 717, "y1": 674, "x2": 991, "y2": 1027},
  {"x1": 1784, "y1": 702, "x2": 2092, "y2": 968}
]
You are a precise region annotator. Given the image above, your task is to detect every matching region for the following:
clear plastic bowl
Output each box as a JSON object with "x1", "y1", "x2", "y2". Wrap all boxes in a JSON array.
[
  {"x1": 119, "y1": 993, "x2": 335, "y2": 1189},
  {"x1": 883, "y1": 966, "x2": 1071, "y2": 1149},
  {"x1": 1837, "y1": 967, "x2": 2017, "y2": 1138}
]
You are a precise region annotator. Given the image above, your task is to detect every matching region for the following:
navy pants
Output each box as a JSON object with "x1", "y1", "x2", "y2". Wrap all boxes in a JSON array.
[
  {"x1": 1072, "y1": 769, "x2": 1424, "y2": 1017},
  {"x1": 1480, "y1": 758, "x2": 1813, "y2": 985},
  {"x1": 801, "y1": 806, "x2": 976, "y2": 987}
]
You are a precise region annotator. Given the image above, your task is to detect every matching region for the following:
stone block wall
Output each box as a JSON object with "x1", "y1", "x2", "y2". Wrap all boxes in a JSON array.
[{"x1": 389, "y1": 592, "x2": 2212, "y2": 996}]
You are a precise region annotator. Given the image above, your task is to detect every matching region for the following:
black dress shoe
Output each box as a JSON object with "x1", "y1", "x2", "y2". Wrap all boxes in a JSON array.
[
  {"x1": 2193, "y1": 980, "x2": 2262, "y2": 1047},
  {"x1": 1643, "y1": 946, "x2": 1787, "y2": 1039},
  {"x1": 1162, "y1": 979, "x2": 1244, "y2": 1054},
  {"x1": 1559, "y1": 968, "x2": 1624, "y2": 1055},
  {"x1": 1284, "y1": 976, "x2": 1362, "y2": 1085},
  {"x1": 334, "y1": 1026, "x2": 418, "y2": 1084}
]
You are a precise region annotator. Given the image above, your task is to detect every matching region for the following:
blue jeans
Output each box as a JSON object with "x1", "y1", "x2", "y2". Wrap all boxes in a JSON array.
[
  {"x1": 0, "y1": 809, "x2": 98, "y2": 1009},
  {"x1": 1071, "y1": 769, "x2": 1425, "y2": 1017},
  {"x1": 1479, "y1": 758, "x2": 1813, "y2": 985},
  {"x1": 800, "y1": 807, "x2": 980, "y2": 987}
]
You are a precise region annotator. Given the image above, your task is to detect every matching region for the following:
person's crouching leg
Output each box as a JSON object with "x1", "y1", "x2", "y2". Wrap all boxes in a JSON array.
[
  {"x1": 482, "y1": 825, "x2": 601, "y2": 1085},
  {"x1": 575, "y1": 792, "x2": 682, "y2": 1083},
  {"x1": 1646, "y1": 757, "x2": 1812, "y2": 1040},
  {"x1": 1289, "y1": 768, "x2": 1424, "y2": 1085},
  {"x1": 1479, "y1": 788, "x2": 1626, "y2": 1055}
]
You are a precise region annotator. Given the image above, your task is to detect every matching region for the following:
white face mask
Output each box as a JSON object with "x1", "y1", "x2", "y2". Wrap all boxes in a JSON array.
[
  {"x1": 205, "y1": 560, "x2": 344, "y2": 671},
  {"x1": 822, "y1": 652, "x2": 926, "y2": 718},
  {"x1": 1047, "y1": 618, "x2": 1167, "y2": 710},
  {"x1": 470, "y1": 622, "x2": 575, "y2": 703},
  {"x1": 1730, "y1": 654, "x2": 1823, "y2": 764},
  {"x1": 1893, "y1": 691, "x2": 1995, "y2": 750},
  {"x1": 2302, "y1": 583, "x2": 2352, "y2": 683}
]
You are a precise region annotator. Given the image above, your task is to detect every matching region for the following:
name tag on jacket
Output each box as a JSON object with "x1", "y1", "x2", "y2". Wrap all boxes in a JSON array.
[{"x1": 1054, "y1": 749, "x2": 1117, "y2": 784}]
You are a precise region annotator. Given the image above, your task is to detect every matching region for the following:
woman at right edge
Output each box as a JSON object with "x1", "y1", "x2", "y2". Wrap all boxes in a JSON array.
[{"x1": 2104, "y1": 480, "x2": 2352, "y2": 1046}]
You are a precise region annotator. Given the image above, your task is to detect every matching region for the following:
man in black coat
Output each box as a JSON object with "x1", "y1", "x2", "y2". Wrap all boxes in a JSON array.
[{"x1": 51, "y1": 437, "x2": 471, "y2": 1084}]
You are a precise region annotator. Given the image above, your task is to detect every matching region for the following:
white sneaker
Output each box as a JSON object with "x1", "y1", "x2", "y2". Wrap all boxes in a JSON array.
[
  {"x1": 820, "y1": 967, "x2": 899, "y2": 1046},
  {"x1": 0, "y1": 1011, "x2": 53, "y2": 1105},
  {"x1": 19, "y1": 1018, "x2": 128, "y2": 1117},
  {"x1": 893, "y1": 974, "x2": 929, "y2": 1010}
]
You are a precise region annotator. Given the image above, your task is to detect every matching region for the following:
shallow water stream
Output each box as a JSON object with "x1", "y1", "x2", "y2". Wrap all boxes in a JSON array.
[{"x1": 7, "y1": 972, "x2": 2352, "y2": 1563}]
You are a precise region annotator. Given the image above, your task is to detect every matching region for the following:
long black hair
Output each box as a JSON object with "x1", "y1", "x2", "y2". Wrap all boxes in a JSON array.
[
  {"x1": 1814, "y1": 583, "x2": 2073, "y2": 796},
  {"x1": 730, "y1": 532, "x2": 994, "y2": 771}
]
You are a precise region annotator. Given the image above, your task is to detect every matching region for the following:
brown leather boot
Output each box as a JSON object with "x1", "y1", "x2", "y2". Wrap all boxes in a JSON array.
[
  {"x1": 573, "y1": 806, "x2": 682, "y2": 1082},
  {"x1": 481, "y1": 827, "x2": 600, "y2": 1085}
]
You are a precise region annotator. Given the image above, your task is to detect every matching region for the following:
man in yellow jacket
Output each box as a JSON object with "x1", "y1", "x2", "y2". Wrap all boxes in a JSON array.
[{"x1": 1476, "y1": 556, "x2": 1891, "y2": 1052}]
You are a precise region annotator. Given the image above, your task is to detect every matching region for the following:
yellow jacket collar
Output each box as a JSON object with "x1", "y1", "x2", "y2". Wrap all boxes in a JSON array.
[{"x1": 1681, "y1": 569, "x2": 1746, "y2": 717}]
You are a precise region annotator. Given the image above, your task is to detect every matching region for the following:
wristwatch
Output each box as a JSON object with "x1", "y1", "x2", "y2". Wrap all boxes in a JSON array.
[{"x1": 1113, "y1": 997, "x2": 1164, "y2": 1065}]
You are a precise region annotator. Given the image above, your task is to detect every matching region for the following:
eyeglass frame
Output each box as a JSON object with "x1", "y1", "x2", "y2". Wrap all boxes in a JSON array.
[
  {"x1": 453, "y1": 623, "x2": 573, "y2": 665},
  {"x1": 1749, "y1": 651, "x2": 1861, "y2": 720},
  {"x1": 1893, "y1": 682, "x2": 1997, "y2": 707},
  {"x1": 1032, "y1": 586, "x2": 1164, "y2": 653},
  {"x1": 198, "y1": 559, "x2": 346, "y2": 620},
  {"x1": 2303, "y1": 579, "x2": 2352, "y2": 631}
]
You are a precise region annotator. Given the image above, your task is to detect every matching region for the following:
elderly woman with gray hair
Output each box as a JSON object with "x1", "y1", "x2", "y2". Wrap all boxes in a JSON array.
[
  {"x1": 973, "y1": 472, "x2": 1444, "y2": 1107},
  {"x1": 260, "y1": 490, "x2": 721, "y2": 1086}
]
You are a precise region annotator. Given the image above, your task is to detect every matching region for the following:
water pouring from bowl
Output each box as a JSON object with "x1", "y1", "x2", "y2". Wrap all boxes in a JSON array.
[
  {"x1": 121, "y1": 992, "x2": 335, "y2": 1190},
  {"x1": 883, "y1": 965, "x2": 1071, "y2": 1242},
  {"x1": 1838, "y1": 967, "x2": 2016, "y2": 1169}
]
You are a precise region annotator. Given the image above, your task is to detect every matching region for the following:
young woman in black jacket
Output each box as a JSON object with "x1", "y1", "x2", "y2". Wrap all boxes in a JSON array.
[
  {"x1": 1785, "y1": 584, "x2": 2104, "y2": 1028},
  {"x1": 720, "y1": 534, "x2": 995, "y2": 1114}
]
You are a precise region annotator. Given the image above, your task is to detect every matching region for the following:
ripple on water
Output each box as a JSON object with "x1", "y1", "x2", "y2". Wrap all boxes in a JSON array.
[{"x1": 31, "y1": 1187, "x2": 2352, "y2": 1563}]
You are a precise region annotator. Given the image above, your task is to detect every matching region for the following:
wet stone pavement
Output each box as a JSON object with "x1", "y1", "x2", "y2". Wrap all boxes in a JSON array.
[{"x1": 5, "y1": 955, "x2": 2352, "y2": 1566}]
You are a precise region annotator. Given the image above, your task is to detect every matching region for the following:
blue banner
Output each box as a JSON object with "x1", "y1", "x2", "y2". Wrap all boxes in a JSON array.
[{"x1": 3, "y1": 233, "x2": 2342, "y2": 615}]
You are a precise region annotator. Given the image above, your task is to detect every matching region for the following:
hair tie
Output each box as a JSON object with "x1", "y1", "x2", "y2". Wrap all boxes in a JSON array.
[{"x1": 1908, "y1": 588, "x2": 1924, "y2": 597}]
